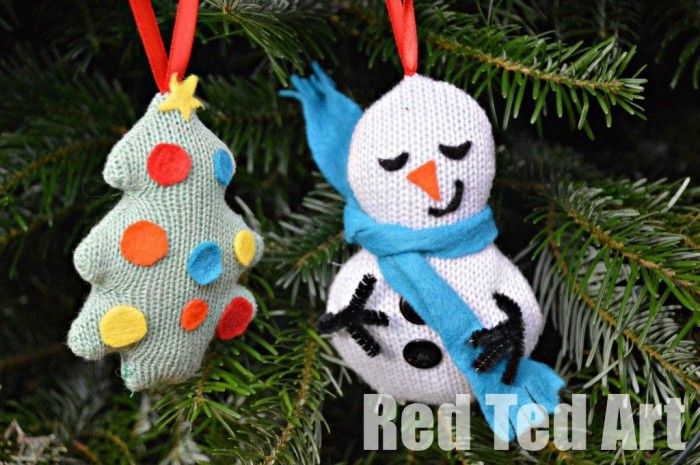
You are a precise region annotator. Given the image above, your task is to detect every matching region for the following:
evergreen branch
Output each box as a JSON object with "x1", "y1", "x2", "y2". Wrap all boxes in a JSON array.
[
  {"x1": 0, "y1": 364, "x2": 143, "y2": 464},
  {"x1": 425, "y1": 26, "x2": 645, "y2": 134},
  {"x1": 262, "y1": 333, "x2": 318, "y2": 465},
  {"x1": 199, "y1": 0, "x2": 335, "y2": 82},
  {"x1": 0, "y1": 134, "x2": 114, "y2": 240},
  {"x1": 541, "y1": 179, "x2": 700, "y2": 315},
  {"x1": 0, "y1": 204, "x2": 82, "y2": 250},
  {"x1": 544, "y1": 204, "x2": 700, "y2": 393},
  {"x1": 547, "y1": 0, "x2": 642, "y2": 46},
  {"x1": 350, "y1": 0, "x2": 646, "y2": 135},
  {"x1": 0, "y1": 55, "x2": 134, "y2": 247},
  {"x1": 86, "y1": 430, "x2": 136, "y2": 465},
  {"x1": 530, "y1": 178, "x2": 700, "y2": 407},
  {"x1": 0, "y1": 139, "x2": 112, "y2": 198},
  {"x1": 653, "y1": 0, "x2": 700, "y2": 89},
  {"x1": 201, "y1": 75, "x2": 305, "y2": 176},
  {"x1": 192, "y1": 353, "x2": 216, "y2": 412},
  {"x1": 562, "y1": 198, "x2": 698, "y2": 295},
  {"x1": 70, "y1": 439, "x2": 100, "y2": 464},
  {"x1": 267, "y1": 181, "x2": 349, "y2": 303},
  {"x1": 0, "y1": 342, "x2": 65, "y2": 372},
  {"x1": 148, "y1": 297, "x2": 334, "y2": 464},
  {"x1": 429, "y1": 33, "x2": 632, "y2": 94},
  {"x1": 293, "y1": 229, "x2": 345, "y2": 274}
]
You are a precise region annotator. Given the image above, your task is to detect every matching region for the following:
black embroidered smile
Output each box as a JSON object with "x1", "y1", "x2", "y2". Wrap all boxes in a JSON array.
[{"x1": 428, "y1": 180, "x2": 464, "y2": 217}]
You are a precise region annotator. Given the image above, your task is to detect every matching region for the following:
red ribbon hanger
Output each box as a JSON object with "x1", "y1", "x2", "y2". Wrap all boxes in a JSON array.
[
  {"x1": 129, "y1": 0, "x2": 199, "y2": 92},
  {"x1": 385, "y1": 0, "x2": 418, "y2": 76}
]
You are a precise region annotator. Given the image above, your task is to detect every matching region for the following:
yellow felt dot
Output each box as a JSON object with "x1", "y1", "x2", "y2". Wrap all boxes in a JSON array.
[
  {"x1": 234, "y1": 230, "x2": 256, "y2": 267},
  {"x1": 99, "y1": 306, "x2": 147, "y2": 349}
]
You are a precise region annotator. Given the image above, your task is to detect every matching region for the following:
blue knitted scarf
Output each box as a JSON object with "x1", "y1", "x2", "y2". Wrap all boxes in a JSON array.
[{"x1": 281, "y1": 64, "x2": 564, "y2": 441}]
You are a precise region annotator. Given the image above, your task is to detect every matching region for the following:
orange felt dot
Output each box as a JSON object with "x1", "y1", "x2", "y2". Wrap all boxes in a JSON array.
[
  {"x1": 147, "y1": 143, "x2": 192, "y2": 186},
  {"x1": 216, "y1": 297, "x2": 254, "y2": 340},
  {"x1": 120, "y1": 220, "x2": 168, "y2": 266},
  {"x1": 180, "y1": 299, "x2": 208, "y2": 331}
]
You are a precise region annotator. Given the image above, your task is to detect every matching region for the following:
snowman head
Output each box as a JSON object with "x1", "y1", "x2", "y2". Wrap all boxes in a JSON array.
[{"x1": 347, "y1": 75, "x2": 495, "y2": 229}]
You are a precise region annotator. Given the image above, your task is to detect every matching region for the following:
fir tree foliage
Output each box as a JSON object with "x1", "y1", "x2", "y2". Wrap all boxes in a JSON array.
[
  {"x1": 653, "y1": 0, "x2": 700, "y2": 89},
  {"x1": 1, "y1": 0, "x2": 699, "y2": 464},
  {"x1": 353, "y1": 0, "x2": 646, "y2": 137}
]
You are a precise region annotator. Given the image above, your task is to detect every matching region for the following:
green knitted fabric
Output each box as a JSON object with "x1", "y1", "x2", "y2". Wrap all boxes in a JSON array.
[{"x1": 68, "y1": 89, "x2": 263, "y2": 391}]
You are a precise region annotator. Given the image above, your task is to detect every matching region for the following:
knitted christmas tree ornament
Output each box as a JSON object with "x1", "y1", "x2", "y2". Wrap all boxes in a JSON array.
[
  {"x1": 282, "y1": 0, "x2": 564, "y2": 442},
  {"x1": 67, "y1": 0, "x2": 262, "y2": 391}
]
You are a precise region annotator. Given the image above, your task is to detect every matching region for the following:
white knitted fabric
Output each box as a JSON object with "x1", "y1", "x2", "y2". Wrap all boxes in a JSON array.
[
  {"x1": 348, "y1": 74, "x2": 495, "y2": 229},
  {"x1": 327, "y1": 248, "x2": 542, "y2": 404},
  {"x1": 327, "y1": 74, "x2": 543, "y2": 404},
  {"x1": 68, "y1": 92, "x2": 263, "y2": 391}
]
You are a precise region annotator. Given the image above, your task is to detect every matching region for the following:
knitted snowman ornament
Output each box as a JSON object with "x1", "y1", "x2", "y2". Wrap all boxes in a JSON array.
[
  {"x1": 67, "y1": 0, "x2": 262, "y2": 391},
  {"x1": 282, "y1": 0, "x2": 564, "y2": 441}
]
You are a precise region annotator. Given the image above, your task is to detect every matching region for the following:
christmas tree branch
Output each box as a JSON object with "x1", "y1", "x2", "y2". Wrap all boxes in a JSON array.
[
  {"x1": 199, "y1": 0, "x2": 335, "y2": 82},
  {"x1": 293, "y1": 230, "x2": 345, "y2": 275},
  {"x1": 86, "y1": 430, "x2": 136, "y2": 465},
  {"x1": 70, "y1": 439, "x2": 100, "y2": 464},
  {"x1": 545, "y1": 0, "x2": 642, "y2": 46},
  {"x1": 541, "y1": 179, "x2": 700, "y2": 317},
  {"x1": 202, "y1": 75, "x2": 305, "y2": 175},
  {"x1": 350, "y1": 0, "x2": 645, "y2": 135},
  {"x1": 192, "y1": 353, "x2": 216, "y2": 410},
  {"x1": 653, "y1": 0, "x2": 700, "y2": 88},
  {"x1": 0, "y1": 197, "x2": 105, "y2": 259},
  {"x1": 561, "y1": 201, "x2": 698, "y2": 295},
  {"x1": 268, "y1": 183, "x2": 348, "y2": 303},
  {"x1": 0, "y1": 57, "x2": 134, "y2": 248},
  {"x1": 146, "y1": 301, "x2": 333, "y2": 464},
  {"x1": 429, "y1": 33, "x2": 634, "y2": 94},
  {"x1": 0, "y1": 139, "x2": 112, "y2": 198},
  {"x1": 0, "y1": 342, "x2": 65, "y2": 372},
  {"x1": 262, "y1": 334, "x2": 318, "y2": 465},
  {"x1": 545, "y1": 204, "x2": 700, "y2": 393}
]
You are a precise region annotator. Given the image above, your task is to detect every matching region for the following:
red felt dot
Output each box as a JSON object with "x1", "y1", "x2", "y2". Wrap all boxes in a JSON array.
[
  {"x1": 147, "y1": 143, "x2": 192, "y2": 186},
  {"x1": 216, "y1": 297, "x2": 254, "y2": 340}
]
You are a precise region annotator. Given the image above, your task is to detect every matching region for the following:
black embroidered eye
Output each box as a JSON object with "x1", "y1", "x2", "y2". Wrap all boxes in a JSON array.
[
  {"x1": 439, "y1": 140, "x2": 472, "y2": 160},
  {"x1": 378, "y1": 152, "x2": 409, "y2": 171}
]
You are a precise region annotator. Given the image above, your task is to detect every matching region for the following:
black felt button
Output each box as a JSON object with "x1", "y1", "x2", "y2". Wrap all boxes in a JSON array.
[
  {"x1": 399, "y1": 298, "x2": 425, "y2": 325},
  {"x1": 403, "y1": 340, "x2": 442, "y2": 369}
]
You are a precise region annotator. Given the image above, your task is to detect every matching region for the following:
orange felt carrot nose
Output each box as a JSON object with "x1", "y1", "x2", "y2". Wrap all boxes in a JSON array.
[{"x1": 407, "y1": 160, "x2": 441, "y2": 201}]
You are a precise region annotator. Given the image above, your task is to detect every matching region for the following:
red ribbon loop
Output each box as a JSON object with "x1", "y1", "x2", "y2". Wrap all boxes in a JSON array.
[
  {"x1": 129, "y1": 0, "x2": 199, "y2": 92},
  {"x1": 385, "y1": 0, "x2": 418, "y2": 76}
]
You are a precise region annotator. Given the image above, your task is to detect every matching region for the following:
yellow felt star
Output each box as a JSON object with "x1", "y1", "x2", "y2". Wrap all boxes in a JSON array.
[{"x1": 158, "y1": 74, "x2": 204, "y2": 122}]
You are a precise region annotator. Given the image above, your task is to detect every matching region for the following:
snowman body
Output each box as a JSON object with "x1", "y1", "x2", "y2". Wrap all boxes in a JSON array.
[
  {"x1": 323, "y1": 74, "x2": 545, "y2": 404},
  {"x1": 327, "y1": 246, "x2": 542, "y2": 404}
]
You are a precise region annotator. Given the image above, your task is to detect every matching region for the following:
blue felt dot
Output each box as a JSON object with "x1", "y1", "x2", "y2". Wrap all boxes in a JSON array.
[
  {"x1": 187, "y1": 241, "x2": 223, "y2": 285},
  {"x1": 213, "y1": 149, "x2": 235, "y2": 186}
]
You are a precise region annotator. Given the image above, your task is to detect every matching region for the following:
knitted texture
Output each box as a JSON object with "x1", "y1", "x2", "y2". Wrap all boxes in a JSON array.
[
  {"x1": 284, "y1": 67, "x2": 564, "y2": 441},
  {"x1": 347, "y1": 74, "x2": 495, "y2": 229},
  {"x1": 327, "y1": 246, "x2": 543, "y2": 405},
  {"x1": 68, "y1": 88, "x2": 263, "y2": 391}
]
